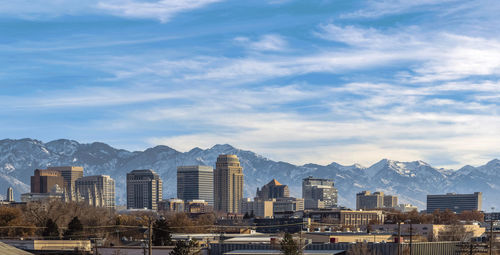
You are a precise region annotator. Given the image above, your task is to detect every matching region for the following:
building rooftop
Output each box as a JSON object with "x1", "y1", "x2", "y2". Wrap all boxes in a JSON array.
[
  {"x1": 0, "y1": 242, "x2": 33, "y2": 255},
  {"x1": 224, "y1": 250, "x2": 344, "y2": 255},
  {"x1": 267, "y1": 179, "x2": 282, "y2": 186}
]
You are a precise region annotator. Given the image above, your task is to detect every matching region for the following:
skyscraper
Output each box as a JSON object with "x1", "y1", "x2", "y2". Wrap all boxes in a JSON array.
[
  {"x1": 75, "y1": 175, "x2": 116, "y2": 209},
  {"x1": 127, "y1": 169, "x2": 163, "y2": 210},
  {"x1": 7, "y1": 187, "x2": 13, "y2": 202},
  {"x1": 177, "y1": 165, "x2": 214, "y2": 206},
  {"x1": 356, "y1": 191, "x2": 384, "y2": 210},
  {"x1": 47, "y1": 166, "x2": 84, "y2": 198},
  {"x1": 31, "y1": 169, "x2": 65, "y2": 193},
  {"x1": 214, "y1": 155, "x2": 244, "y2": 213},
  {"x1": 302, "y1": 176, "x2": 338, "y2": 209},
  {"x1": 256, "y1": 179, "x2": 290, "y2": 200}
]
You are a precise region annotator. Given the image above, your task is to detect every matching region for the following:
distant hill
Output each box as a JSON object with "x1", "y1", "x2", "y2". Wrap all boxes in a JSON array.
[{"x1": 0, "y1": 138, "x2": 498, "y2": 210}]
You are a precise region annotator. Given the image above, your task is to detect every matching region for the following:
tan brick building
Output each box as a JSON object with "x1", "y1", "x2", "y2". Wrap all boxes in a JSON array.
[{"x1": 214, "y1": 155, "x2": 244, "y2": 213}]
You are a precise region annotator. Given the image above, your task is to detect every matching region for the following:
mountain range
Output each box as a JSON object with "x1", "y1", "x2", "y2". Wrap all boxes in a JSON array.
[{"x1": 0, "y1": 138, "x2": 498, "y2": 210}]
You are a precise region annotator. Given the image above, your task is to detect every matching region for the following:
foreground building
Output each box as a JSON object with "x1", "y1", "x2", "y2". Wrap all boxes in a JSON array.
[
  {"x1": 177, "y1": 165, "x2": 214, "y2": 206},
  {"x1": 302, "y1": 176, "x2": 338, "y2": 209},
  {"x1": 304, "y1": 209, "x2": 385, "y2": 227},
  {"x1": 75, "y1": 175, "x2": 115, "y2": 209},
  {"x1": 372, "y1": 223, "x2": 485, "y2": 241},
  {"x1": 426, "y1": 192, "x2": 482, "y2": 213},
  {"x1": 214, "y1": 155, "x2": 244, "y2": 213},
  {"x1": 126, "y1": 169, "x2": 163, "y2": 210}
]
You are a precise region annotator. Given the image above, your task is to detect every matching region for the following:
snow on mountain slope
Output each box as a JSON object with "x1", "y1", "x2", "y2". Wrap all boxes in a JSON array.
[{"x1": 0, "y1": 138, "x2": 498, "y2": 210}]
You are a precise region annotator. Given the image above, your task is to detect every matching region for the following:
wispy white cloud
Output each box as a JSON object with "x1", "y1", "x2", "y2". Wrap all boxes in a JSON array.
[
  {"x1": 315, "y1": 23, "x2": 500, "y2": 83},
  {"x1": 0, "y1": 0, "x2": 222, "y2": 22},
  {"x1": 341, "y1": 0, "x2": 460, "y2": 19},
  {"x1": 235, "y1": 34, "x2": 288, "y2": 52},
  {"x1": 97, "y1": 0, "x2": 223, "y2": 23},
  {"x1": 0, "y1": 86, "x2": 194, "y2": 109}
]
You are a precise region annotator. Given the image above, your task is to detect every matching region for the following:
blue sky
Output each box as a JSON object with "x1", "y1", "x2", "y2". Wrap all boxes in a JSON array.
[{"x1": 1, "y1": 0, "x2": 499, "y2": 168}]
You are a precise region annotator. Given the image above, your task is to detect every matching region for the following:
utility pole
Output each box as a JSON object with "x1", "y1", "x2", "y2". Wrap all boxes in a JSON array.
[
  {"x1": 409, "y1": 221, "x2": 413, "y2": 255},
  {"x1": 490, "y1": 207, "x2": 495, "y2": 255},
  {"x1": 397, "y1": 221, "x2": 401, "y2": 255},
  {"x1": 149, "y1": 218, "x2": 153, "y2": 255},
  {"x1": 490, "y1": 218, "x2": 493, "y2": 255},
  {"x1": 300, "y1": 219, "x2": 305, "y2": 255}
]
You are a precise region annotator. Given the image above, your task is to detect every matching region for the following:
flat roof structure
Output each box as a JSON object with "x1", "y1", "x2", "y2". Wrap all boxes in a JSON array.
[
  {"x1": 225, "y1": 250, "x2": 344, "y2": 255},
  {"x1": 0, "y1": 242, "x2": 33, "y2": 255}
]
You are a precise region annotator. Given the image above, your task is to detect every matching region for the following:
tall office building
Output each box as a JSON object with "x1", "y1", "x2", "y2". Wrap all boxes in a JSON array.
[
  {"x1": 427, "y1": 192, "x2": 482, "y2": 213},
  {"x1": 177, "y1": 165, "x2": 214, "y2": 206},
  {"x1": 384, "y1": 194, "x2": 398, "y2": 208},
  {"x1": 127, "y1": 169, "x2": 163, "y2": 210},
  {"x1": 256, "y1": 179, "x2": 290, "y2": 200},
  {"x1": 75, "y1": 175, "x2": 116, "y2": 209},
  {"x1": 47, "y1": 166, "x2": 84, "y2": 198},
  {"x1": 356, "y1": 191, "x2": 399, "y2": 210},
  {"x1": 214, "y1": 155, "x2": 244, "y2": 213},
  {"x1": 356, "y1": 191, "x2": 383, "y2": 210},
  {"x1": 31, "y1": 169, "x2": 65, "y2": 193},
  {"x1": 6, "y1": 187, "x2": 13, "y2": 202},
  {"x1": 302, "y1": 176, "x2": 338, "y2": 209}
]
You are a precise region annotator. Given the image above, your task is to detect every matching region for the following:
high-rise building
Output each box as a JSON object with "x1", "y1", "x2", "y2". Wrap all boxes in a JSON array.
[
  {"x1": 177, "y1": 165, "x2": 214, "y2": 206},
  {"x1": 384, "y1": 195, "x2": 398, "y2": 208},
  {"x1": 356, "y1": 191, "x2": 398, "y2": 210},
  {"x1": 6, "y1": 187, "x2": 13, "y2": 202},
  {"x1": 127, "y1": 169, "x2": 163, "y2": 210},
  {"x1": 31, "y1": 169, "x2": 65, "y2": 193},
  {"x1": 356, "y1": 191, "x2": 384, "y2": 210},
  {"x1": 302, "y1": 176, "x2": 338, "y2": 209},
  {"x1": 75, "y1": 175, "x2": 115, "y2": 209},
  {"x1": 427, "y1": 192, "x2": 482, "y2": 213},
  {"x1": 256, "y1": 179, "x2": 290, "y2": 200},
  {"x1": 214, "y1": 155, "x2": 244, "y2": 213},
  {"x1": 47, "y1": 166, "x2": 84, "y2": 198}
]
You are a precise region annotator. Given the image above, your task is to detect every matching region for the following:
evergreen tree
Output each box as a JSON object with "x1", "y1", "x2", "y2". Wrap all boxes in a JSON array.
[
  {"x1": 153, "y1": 218, "x2": 172, "y2": 246},
  {"x1": 169, "y1": 240, "x2": 198, "y2": 255},
  {"x1": 42, "y1": 219, "x2": 60, "y2": 239},
  {"x1": 243, "y1": 212, "x2": 250, "y2": 219},
  {"x1": 280, "y1": 233, "x2": 300, "y2": 255},
  {"x1": 64, "y1": 216, "x2": 84, "y2": 239}
]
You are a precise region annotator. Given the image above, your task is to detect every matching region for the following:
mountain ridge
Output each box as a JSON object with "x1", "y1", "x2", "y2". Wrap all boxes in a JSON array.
[{"x1": 0, "y1": 138, "x2": 498, "y2": 210}]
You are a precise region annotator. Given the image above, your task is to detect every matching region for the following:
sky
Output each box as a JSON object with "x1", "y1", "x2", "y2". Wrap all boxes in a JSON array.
[{"x1": 0, "y1": 0, "x2": 499, "y2": 169}]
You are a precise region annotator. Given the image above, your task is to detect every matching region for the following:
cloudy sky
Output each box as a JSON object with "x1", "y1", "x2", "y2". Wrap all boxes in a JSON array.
[{"x1": 1, "y1": 0, "x2": 499, "y2": 168}]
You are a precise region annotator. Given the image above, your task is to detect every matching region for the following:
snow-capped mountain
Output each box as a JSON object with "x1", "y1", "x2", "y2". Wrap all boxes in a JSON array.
[{"x1": 0, "y1": 138, "x2": 498, "y2": 210}]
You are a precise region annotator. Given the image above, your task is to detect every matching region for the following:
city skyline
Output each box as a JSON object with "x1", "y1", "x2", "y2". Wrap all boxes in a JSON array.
[
  {"x1": 1, "y1": 1, "x2": 499, "y2": 253},
  {"x1": 0, "y1": 1, "x2": 499, "y2": 169}
]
